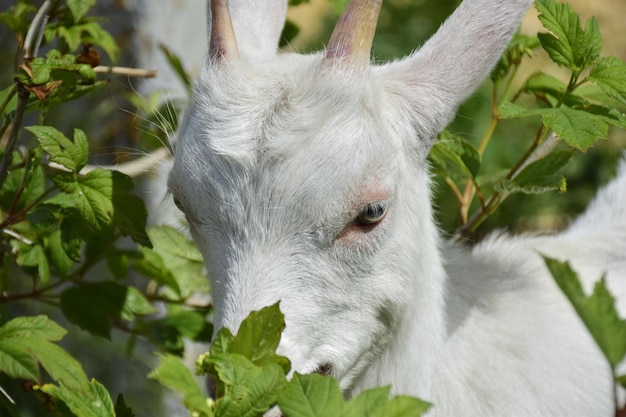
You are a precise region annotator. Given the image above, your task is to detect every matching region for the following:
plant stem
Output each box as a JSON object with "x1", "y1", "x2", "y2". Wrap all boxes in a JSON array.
[
  {"x1": 0, "y1": 87, "x2": 29, "y2": 189},
  {"x1": 0, "y1": 85, "x2": 18, "y2": 118}
]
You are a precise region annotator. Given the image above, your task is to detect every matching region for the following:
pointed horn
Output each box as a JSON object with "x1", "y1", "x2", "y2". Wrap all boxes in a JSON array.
[
  {"x1": 209, "y1": 0, "x2": 239, "y2": 60},
  {"x1": 323, "y1": 0, "x2": 382, "y2": 68}
]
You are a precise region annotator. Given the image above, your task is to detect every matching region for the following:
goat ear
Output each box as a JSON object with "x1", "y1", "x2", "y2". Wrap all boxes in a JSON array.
[
  {"x1": 216, "y1": 0, "x2": 287, "y2": 60},
  {"x1": 378, "y1": 0, "x2": 533, "y2": 142}
]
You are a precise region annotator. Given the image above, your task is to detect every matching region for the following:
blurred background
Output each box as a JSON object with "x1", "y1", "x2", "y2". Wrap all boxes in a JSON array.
[{"x1": 1, "y1": 0, "x2": 625, "y2": 415}]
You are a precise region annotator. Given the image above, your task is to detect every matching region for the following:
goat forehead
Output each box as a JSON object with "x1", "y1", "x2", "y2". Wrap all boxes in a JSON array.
[{"x1": 172, "y1": 57, "x2": 401, "y2": 218}]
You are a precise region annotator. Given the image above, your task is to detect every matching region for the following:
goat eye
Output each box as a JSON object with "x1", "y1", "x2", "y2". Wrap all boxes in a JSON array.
[
  {"x1": 355, "y1": 201, "x2": 388, "y2": 226},
  {"x1": 173, "y1": 196, "x2": 185, "y2": 212}
]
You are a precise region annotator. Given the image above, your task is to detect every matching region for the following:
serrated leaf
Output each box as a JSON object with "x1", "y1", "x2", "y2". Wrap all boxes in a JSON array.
[
  {"x1": 498, "y1": 102, "x2": 607, "y2": 151},
  {"x1": 535, "y1": 0, "x2": 601, "y2": 72},
  {"x1": 74, "y1": 169, "x2": 150, "y2": 246},
  {"x1": 146, "y1": 226, "x2": 205, "y2": 296},
  {"x1": 61, "y1": 282, "x2": 156, "y2": 333},
  {"x1": 542, "y1": 106, "x2": 607, "y2": 151},
  {"x1": 0, "y1": 316, "x2": 88, "y2": 390},
  {"x1": 134, "y1": 246, "x2": 181, "y2": 295},
  {"x1": 429, "y1": 131, "x2": 481, "y2": 181},
  {"x1": 367, "y1": 395, "x2": 431, "y2": 417},
  {"x1": 121, "y1": 286, "x2": 158, "y2": 321},
  {"x1": 544, "y1": 258, "x2": 626, "y2": 368},
  {"x1": 159, "y1": 44, "x2": 192, "y2": 92},
  {"x1": 114, "y1": 394, "x2": 136, "y2": 417},
  {"x1": 227, "y1": 303, "x2": 290, "y2": 373},
  {"x1": 14, "y1": 243, "x2": 51, "y2": 284},
  {"x1": 345, "y1": 386, "x2": 431, "y2": 417},
  {"x1": 494, "y1": 151, "x2": 573, "y2": 195},
  {"x1": 79, "y1": 21, "x2": 119, "y2": 61},
  {"x1": 66, "y1": 0, "x2": 96, "y2": 22},
  {"x1": 150, "y1": 308, "x2": 213, "y2": 355},
  {"x1": 148, "y1": 354, "x2": 213, "y2": 417},
  {"x1": 27, "y1": 126, "x2": 88, "y2": 173},
  {"x1": 60, "y1": 282, "x2": 127, "y2": 339},
  {"x1": 278, "y1": 373, "x2": 344, "y2": 417},
  {"x1": 589, "y1": 56, "x2": 626, "y2": 105},
  {"x1": 522, "y1": 71, "x2": 568, "y2": 99},
  {"x1": 40, "y1": 378, "x2": 114, "y2": 417},
  {"x1": 210, "y1": 353, "x2": 286, "y2": 417}
]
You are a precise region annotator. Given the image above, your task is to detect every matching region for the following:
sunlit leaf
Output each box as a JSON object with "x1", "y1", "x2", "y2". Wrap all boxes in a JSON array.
[
  {"x1": 40, "y1": 379, "x2": 114, "y2": 417},
  {"x1": 429, "y1": 131, "x2": 481, "y2": 181},
  {"x1": 278, "y1": 373, "x2": 344, "y2": 417},
  {"x1": 494, "y1": 151, "x2": 572, "y2": 195},
  {"x1": 498, "y1": 102, "x2": 608, "y2": 151},
  {"x1": 210, "y1": 353, "x2": 286, "y2": 417},
  {"x1": 0, "y1": 316, "x2": 88, "y2": 391},
  {"x1": 27, "y1": 126, "x2": 88, "y2": 173},
  {"x1": 66, "y1": 0, "x2": 96, "y2": 22},
  {"x1": 589, "y1": 56, "x2": 626, "y2": 105},
  {"x1": 149, "y1": 354, "x2": 213, "y2": 417},
  {"x1": 535, "y1": 0, "x2": 601, "y2": 72},
  {"x1": 545, "y1": 258, "x2": 626, "y2": 368}
]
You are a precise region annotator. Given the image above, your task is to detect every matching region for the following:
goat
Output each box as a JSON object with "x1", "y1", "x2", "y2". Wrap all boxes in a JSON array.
[{"x1": 166, "y1": 0, "x2": 626, "y2": 415}]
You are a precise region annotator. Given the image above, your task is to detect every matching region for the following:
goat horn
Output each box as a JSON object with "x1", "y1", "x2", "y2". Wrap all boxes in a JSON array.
[
  {"x1": 209, "y1": 0, "x2": 239, "y2": 60},
  {"x1": 324, "y1": 0, "x2": 382, "y2": 68}
]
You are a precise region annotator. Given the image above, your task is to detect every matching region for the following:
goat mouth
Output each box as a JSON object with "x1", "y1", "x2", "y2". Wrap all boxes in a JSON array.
[{"x1": 314, "y1": 363, "x2": 334, "y2": 377}]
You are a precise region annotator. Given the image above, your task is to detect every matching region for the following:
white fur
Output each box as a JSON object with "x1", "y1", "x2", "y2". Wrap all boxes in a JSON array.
[{"x1": 167, "y1": 0, "x2": 626, "y2": 415}]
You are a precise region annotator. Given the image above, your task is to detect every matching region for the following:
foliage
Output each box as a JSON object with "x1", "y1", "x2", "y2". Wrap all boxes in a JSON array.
[
  {"x1": 150, "y1": 304, "x2": 431, "y2": 417},
  {"x1": 428, "y1": 0, "x2": 626, "y2": 236},
  {"x1": 0, "y1": 0, "x2": 624, "y2": 416}
]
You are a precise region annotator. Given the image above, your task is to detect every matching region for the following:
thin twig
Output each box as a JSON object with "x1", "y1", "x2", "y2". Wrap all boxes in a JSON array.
[
  {"x1": 47, "y1": 146, "x2": 171, "y2": 177},
  {"x1": 94, "y1": 66, "x2": 157, "y2": 78},
  {"x1": 23, "y1": 0, "x2": 52, "y2": 59},
  {"x1": 2, "y1": 228, "x2": 34, "y2": 245},
  {"x1": 0, "y1": 385, "x2": 15, "y2": 405},
  {"x1": 0, "y1": 1, "x2": 52, "y2": 189}
]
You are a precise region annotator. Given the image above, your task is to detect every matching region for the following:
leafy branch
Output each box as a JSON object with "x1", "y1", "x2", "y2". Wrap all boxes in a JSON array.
[{"x1": 429, "y1": 0, "x2": 626, "y2": 238}]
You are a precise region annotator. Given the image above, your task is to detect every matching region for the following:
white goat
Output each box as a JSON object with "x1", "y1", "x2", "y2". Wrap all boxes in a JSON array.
[{"x1": 167, "y1": 0, "x2": 626, "y2": 415}]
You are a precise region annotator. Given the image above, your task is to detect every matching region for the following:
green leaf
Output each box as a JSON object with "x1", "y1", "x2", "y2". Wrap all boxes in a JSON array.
[
  {"x1": 0, "y1": 316, "x2": 89, "y2": 390},
  {"x1": 146, "y1": 226, "x2": 205, "y2": 296},
  {"x1": 522, "y1": 71, "x2": 568, "y2": 100},
  {"x1": 27, "y1": 126, "x2": 88, "y2": 173},
  {"x1": 541, "y1": 106, "x2": 607, "y2": 151},
  {"x1": 544, "y1": 258, "x2": 626, "y2": 368},
  {"x1": 114, "y1": 394, "x2": 136, "y2": 417},
  {"x1": 278, "y1": 373, "x2": 344, "y2": 417},
  {"x1": 148, "y1": 354, "x2": 213, "y2": 417},
  {"x1": 74, "y1": 169, "x2": 150, "y2": 246},
  {"x1": 79, "y1": 21, "x2": 120, "y2": 62},
  {"x1": 133, "y1": 246, "x2": 182, "y2": 295},
  {"x1": 210, "y1": 353, "x2": 286, "y2": 417},
  {"x1": 66, "y1": 0, "x2": 96, "y2": 22},
  {"x1": 149, "y1": 308, "x2": 213, "y2": 355},
  {"x1": 494, "y1": 151, "x2": 573, "y2": 195},
  {"x1": 60, "y1": 283, "x2": 125, "y2": 339},
  {"x1": 498, "y1": 102, "x2": 608, "y2": 151},
  {"x1": 344, "y1": 386, "x2": 431, "y2": 417},
  {"x1": 589, "y1": 56, "x2": 626, "y2": 105},
  {"x1": 227, "y1": 303, "x2": 290, "y2": 373},
  {"x1": 535, "y1": 0, "x2": 601, "y2": 72},
  {"x1": 40, "y1": 379, "x2": 115, "y2": 417},
  {"x1": 159, "y1": 44, "x2": 192, "y2": 92},
  {"x1": 429, "y1": 131, "x2": 481, "y2": 181},
  {"x1": 60, "y1": 282, "x2": 149, "y2": 338},
  {"x1": 120, "y1": 286, "x2": 158, "y2": 321}
]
